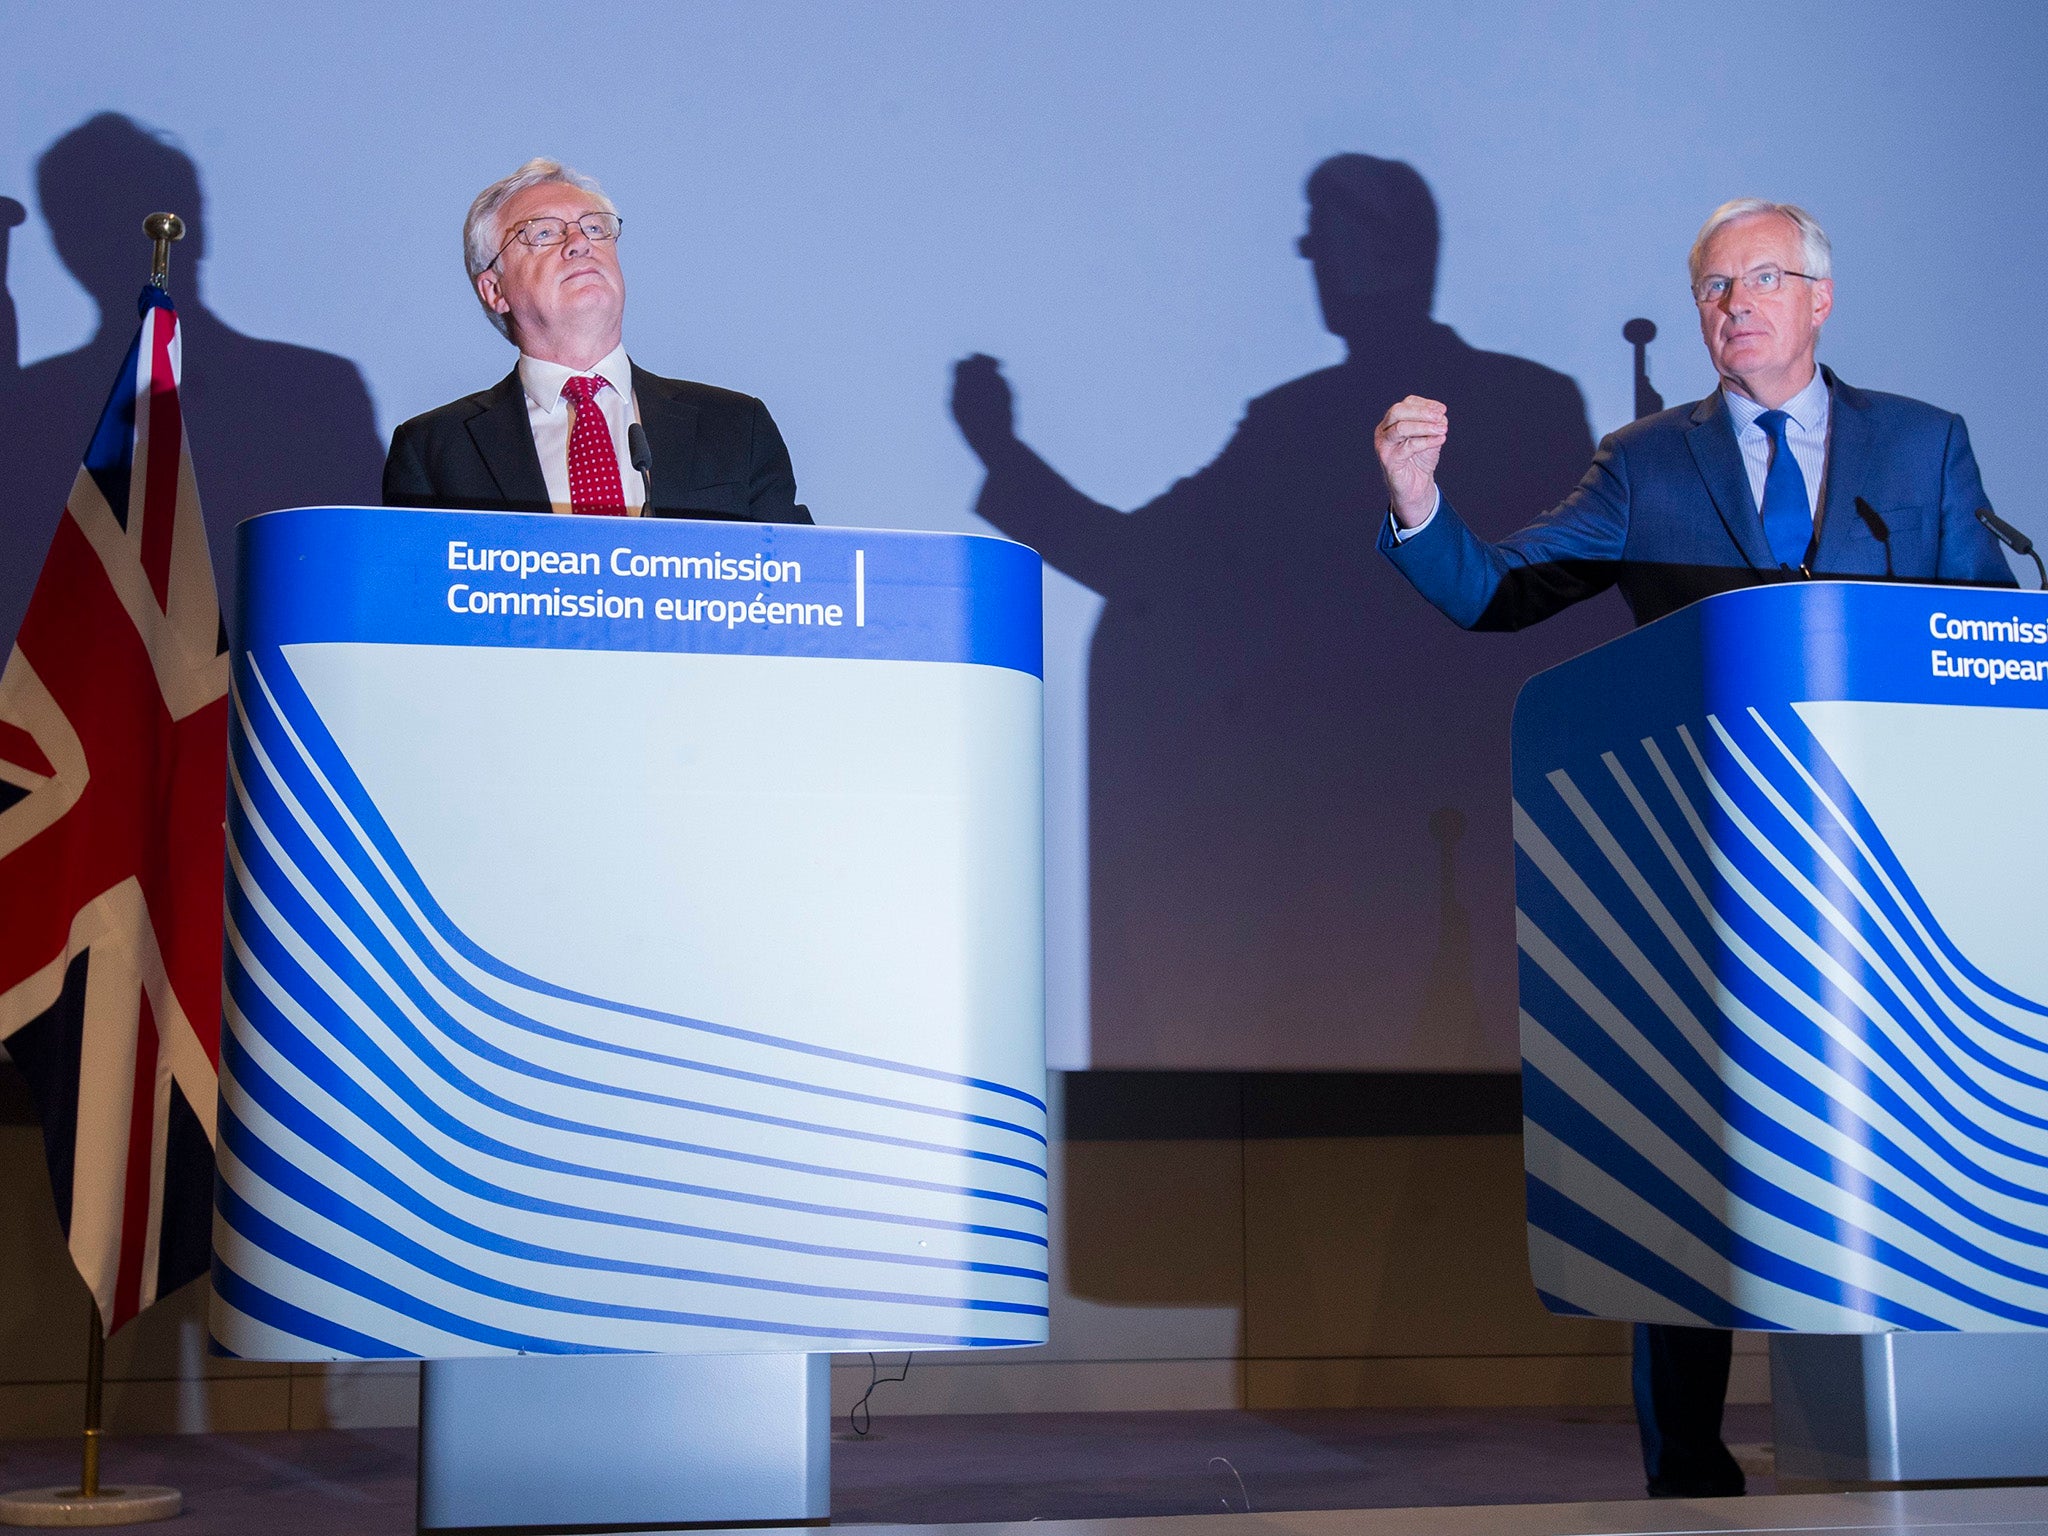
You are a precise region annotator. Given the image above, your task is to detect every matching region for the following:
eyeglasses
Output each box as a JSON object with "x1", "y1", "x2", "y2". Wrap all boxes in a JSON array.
[
  {"x1": 489, "y1": 212, "x2": 623, "y2": 269},
  {"x1": 1692, "y1": 264, "x2": 1819, "y2": 305}
]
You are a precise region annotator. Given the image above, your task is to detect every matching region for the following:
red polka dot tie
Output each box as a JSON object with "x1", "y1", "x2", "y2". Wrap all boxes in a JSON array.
[{"x1": 560, "y1": 375, "x2": 627, "y2": 516}]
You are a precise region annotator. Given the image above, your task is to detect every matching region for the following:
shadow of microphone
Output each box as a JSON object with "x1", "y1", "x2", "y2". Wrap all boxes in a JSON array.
[
  {"x1": 1623, "y1": 318, "x2": 1662, "y2": 420},
  {"x1": 1853, "y1": 495, "x2": 1894, "y2": 579}
]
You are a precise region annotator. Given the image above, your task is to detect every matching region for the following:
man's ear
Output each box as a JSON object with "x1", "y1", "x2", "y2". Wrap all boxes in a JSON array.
[
  {"x1": 1811, "y1": 276, "x2": 1835, "y2": 330},
  {"x1": 475, "y1": 268, "x2": 510, "y2": 317}
]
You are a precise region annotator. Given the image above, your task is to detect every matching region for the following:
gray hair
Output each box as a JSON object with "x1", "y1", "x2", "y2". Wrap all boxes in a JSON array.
[
  {"x1": 1687, "y1": 199, "x2": 1833, "y2": 289},
  {"x1": 462, "y1": 157, "x2": 617, "y2": 339}
]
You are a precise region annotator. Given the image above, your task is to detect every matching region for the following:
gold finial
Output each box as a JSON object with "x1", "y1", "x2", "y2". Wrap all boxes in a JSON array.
[{"x1": 143, "y1": 211, "x2": 185, "y2": 289}]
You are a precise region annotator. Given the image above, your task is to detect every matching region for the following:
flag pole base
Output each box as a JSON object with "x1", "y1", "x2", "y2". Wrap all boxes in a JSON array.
[{"x1": 0, "y1": 1486, "x2": 181, "y2": 1527}]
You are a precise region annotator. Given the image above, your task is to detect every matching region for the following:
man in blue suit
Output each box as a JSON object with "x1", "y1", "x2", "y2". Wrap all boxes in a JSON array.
[
  {"x1": 1375, "y1": 199, "x2": 2015, "y2": 1498},
  {"x1": 1377, "y1": 199, "x2": 2011, "y2": 630}
]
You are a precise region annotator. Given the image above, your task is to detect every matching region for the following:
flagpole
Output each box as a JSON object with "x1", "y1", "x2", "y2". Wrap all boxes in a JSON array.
[
  {"x1": 0, "y1": 209, "x2": 194, "y2": 1531},
  {"x1": 143, "y1": 211, "x2": 184, "y2": 289},
  {"x1": 79, "y1": 1303, "x2": 104, "y2": 1500}
]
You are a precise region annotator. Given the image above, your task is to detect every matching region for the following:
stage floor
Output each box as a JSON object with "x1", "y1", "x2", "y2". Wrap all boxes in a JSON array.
[
  {"x1": 831, "y1": 1404, "x2": 1776, "y2": 1521},
  {"x1": 4, "y1": 1404, "x2": 2035, "y2": 1536},
  {"x1": 863, "y1": 1488, "x2": 2048, "y2": 1536}
]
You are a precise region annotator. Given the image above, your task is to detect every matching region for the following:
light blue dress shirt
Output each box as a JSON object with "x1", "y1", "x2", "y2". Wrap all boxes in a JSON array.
[{"x1": 1723, "y1": 365, "x2": 1830, "y2": 526}]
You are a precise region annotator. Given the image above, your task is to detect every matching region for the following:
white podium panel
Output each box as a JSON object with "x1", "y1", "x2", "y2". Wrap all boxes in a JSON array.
[
  {"x1": 1515, "y1": 581, "x2": 2048, "y2": 1332},
  {"x1": 210, "y1": 507, "x2": 1049, "y2": 1361}
]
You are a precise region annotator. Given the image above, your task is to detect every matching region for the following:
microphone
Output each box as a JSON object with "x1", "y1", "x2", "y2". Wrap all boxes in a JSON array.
[
  {"x1": 1853, "y1": 496, "x2": 1894, "y2": 578},
  {"x1": 1976, "y1": 506, "x2": 2047, "y2": 591},
  {"x1": 627, "y1": 422, "x2": 655, "y2": 516}
]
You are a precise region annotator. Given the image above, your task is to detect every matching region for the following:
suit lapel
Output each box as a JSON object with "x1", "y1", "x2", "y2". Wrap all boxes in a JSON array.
[
  {"x1": 632, "y1": 365, "x2": 701, "y2": 511},
  {"x1": 464, "y1": 369, "x2": 550, "y2": 508},
  {"x1": 1686, "y1": 390, "x2": 1774, "y2": 572},
  {"x1": 1810, "y1": 366, "x2": 1877, "y2": 571}
]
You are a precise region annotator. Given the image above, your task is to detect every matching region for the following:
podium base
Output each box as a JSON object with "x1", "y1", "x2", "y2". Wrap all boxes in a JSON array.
[
  {"x1": 0, "y1": 1487, "x2": 181, "y2": 1527},
  {"x1": 418, "y1": 1353, "x2": 829, "y2": 1533},
  {"x1": 1774, "y1": 1333, "x2": 2048, "y2": 1484}
]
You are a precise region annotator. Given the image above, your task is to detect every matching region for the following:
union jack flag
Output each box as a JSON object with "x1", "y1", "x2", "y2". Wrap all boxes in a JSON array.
[{"x1": 0, "y1": 287, "x2": 227, "y2": 1334}]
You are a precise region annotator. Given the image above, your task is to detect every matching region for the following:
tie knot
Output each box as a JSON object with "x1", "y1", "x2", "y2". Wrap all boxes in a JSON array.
[
  {"x1": 562, "y1": 375, "x2": 607, "y2": 408},
  {"x1": 1756, "y1": 408, "x2": 1791, "y2": 443}
]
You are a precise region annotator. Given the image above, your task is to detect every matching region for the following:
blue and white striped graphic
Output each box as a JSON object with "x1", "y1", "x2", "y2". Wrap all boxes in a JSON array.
[
  {"x1": 1516, "y1": 581, "x2": 2048, "y2": 1332},
  {"x1": 211, "y1": 511, "x2": 1048, "y2": 1360}
]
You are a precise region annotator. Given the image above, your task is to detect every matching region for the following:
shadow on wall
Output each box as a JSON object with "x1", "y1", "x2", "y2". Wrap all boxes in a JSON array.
[
  {"x1": 0, "y1": 112, "x2": 383, "y2": 654},
  {"x1": 952, "y1": 155, "x2": 1626, "y2": 1072}
]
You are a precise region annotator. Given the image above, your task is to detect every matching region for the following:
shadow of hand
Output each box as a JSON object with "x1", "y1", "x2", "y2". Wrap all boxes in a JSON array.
[{"x1": 950, "y1": 353, "x2": 1018, "y2": 464}]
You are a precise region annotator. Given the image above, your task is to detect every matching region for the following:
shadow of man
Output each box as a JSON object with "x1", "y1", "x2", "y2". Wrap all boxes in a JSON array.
[
  {"x1": 951, "y1": 154, "x2": 1624, "y2": 1069},
  {"x1": 0, "y1": 112, "x2": 383, "y2": 655}
]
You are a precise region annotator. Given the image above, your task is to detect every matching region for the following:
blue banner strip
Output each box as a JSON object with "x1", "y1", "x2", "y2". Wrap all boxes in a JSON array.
[
  {"x1": 235, "y1": 505, "x2": 1044, "y2": 678},
  {"x1": 1515, "y1": 581, "x2": 2048, "y2": 774}
]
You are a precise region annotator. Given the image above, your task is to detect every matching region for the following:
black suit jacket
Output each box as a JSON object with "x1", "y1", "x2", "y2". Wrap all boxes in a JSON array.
[{"x1": 382, "y1": 364, "x2": 812, "y2": 524}]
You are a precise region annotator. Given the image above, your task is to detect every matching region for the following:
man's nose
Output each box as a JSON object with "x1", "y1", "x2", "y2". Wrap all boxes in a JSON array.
[{"x1": 560, "y1": 224, "x2": 593, "y2": 257}]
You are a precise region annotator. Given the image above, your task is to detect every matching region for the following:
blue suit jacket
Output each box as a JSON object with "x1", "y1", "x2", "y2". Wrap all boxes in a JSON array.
[{"x1": 1381, "y1": 367, "x2": 2014, "y2": 628}]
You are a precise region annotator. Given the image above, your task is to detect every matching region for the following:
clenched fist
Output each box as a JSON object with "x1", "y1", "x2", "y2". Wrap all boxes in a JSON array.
[{"x1": 1374, "y1": 395, "x2": 1448, "y2": 529}]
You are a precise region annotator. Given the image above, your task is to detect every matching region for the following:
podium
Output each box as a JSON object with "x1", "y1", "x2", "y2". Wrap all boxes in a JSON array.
[
  {"x1": 1513, "y1": 578, "x2": 2048, "y2": 1480},
  {"x1": 210, "y1": 507, "x2": 1049, "y2": 1529}
]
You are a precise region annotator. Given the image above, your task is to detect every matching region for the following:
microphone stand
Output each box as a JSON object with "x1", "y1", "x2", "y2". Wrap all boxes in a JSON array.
[{"x1": 628, "y1": 423, "x2": 655, "y2": 516}]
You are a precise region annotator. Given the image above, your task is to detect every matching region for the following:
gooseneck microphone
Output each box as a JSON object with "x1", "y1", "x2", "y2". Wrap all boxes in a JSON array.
[
  {"x1": 627, "y1": 422, "x2": 655, "y2": 516},
  {"x1": 1976, "y1": 506, "x2": 2047, "y2": 591},
  {"x1": 1853, "y1": 496, "x2": 1894, "y2": 578}
]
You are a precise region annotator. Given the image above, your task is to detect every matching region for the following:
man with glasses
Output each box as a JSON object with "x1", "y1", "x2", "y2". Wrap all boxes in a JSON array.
[
  {"x1": 1374, "y1": 198, "x2": 2009, "y2": 629},
  {"x1": 1371, "y1": 200, "x2": 2015, "y2": 1499},
  {"x1": 384, "y1": 157, "x2": 809, "y2": 523}
]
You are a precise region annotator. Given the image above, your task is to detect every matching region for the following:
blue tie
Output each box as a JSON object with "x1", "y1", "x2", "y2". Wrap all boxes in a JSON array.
[{"x1": 1756, "y1": 409, "x2": 1812, "y2": 569}]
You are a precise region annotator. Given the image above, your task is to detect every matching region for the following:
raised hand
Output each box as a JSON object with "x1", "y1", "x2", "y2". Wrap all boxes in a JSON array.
[
  {"x1": 950, "y1": 353, "x2": 1019, "y2": 463},
  {"x1": 1373, "y1": 395, "x2": 1448, "y2": 528}
]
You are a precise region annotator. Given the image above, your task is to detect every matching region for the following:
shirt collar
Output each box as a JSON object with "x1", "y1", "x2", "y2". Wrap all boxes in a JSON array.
[
  {"x1": 518, "y1": 342, "x2": 634, "y2": 415},
  {"x1": 1724, "y1": 365, "x2": 1830, "y2": 435}
]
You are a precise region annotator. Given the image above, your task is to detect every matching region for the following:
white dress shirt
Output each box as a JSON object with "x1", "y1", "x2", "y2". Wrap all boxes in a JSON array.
[
  {"x1": 516, "y1": 344, "x2": 646, "y2": 515},
  {"x1": 1388, "y1": 365, "x2": 1832, "y2": 545}
]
